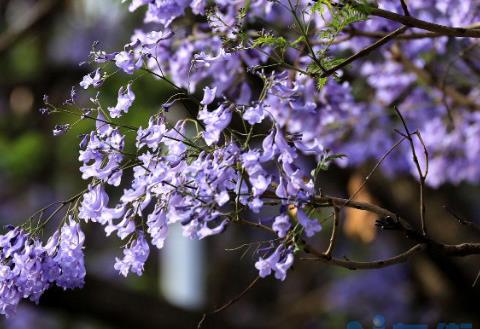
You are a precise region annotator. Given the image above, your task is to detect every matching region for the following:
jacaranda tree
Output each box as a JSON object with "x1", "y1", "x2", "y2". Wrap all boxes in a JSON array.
[{"x1": 1, "y1": 0, "x2": 480, "y2": 320}]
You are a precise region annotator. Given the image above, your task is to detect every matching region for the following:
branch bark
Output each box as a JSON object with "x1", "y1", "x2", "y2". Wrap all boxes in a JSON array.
[
  {"x1": 320, "y1": 26, "x2": 408, "y2": 78},
  {"x1": 302, "y1": 243, "x2": 426, "y2": 270},
  {"x1": 349, "y1": 2, "x2": 480, "y2": 38}
]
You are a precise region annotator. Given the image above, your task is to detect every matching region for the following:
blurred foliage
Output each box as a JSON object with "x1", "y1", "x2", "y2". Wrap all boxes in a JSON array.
[{"x1": 0, "y1": 132, "x2": 46, "y2": 180}]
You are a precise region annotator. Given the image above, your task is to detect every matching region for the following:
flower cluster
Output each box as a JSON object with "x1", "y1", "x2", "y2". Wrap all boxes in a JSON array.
[
  {"x1": 0, "y1": 221, "x2": 85, "y2": 317},
  {"x1": 64, "y1": 0, "x2": 480, "y2": 281},
  {"x1": 11, "y1": 0, "x2": 477, "y2": 313}
]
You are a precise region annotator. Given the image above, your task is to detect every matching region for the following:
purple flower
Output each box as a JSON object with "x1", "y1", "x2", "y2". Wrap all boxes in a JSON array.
[
  {"x1": 182, "y1": 219, "x2": 229, "y2": 240},
  {"x1": 272, "y1": 214, "x2": 291, "y2": 238},
  {"x1": 143, "y1": 0, "x2": 189, "y2": 26},
  {"x1": 136, "y1": 116, "x2": 166, "y2": 150},
  {"x1": 248, "y1": 197, "x2": 264, "y2": 213},
  {"x1": 114, "y1": 48, "x2": 143, "y2": 74},
  {"x1": 114, "y1": 231, "x2": 150, "y2": 277},
  {"x1": 0, "y1": 224, "x2": 85, "y2": 317},
  {"x1": 51, "y1": 220, "x2": 86, "y2": 290},
  {"x1": 78, "y1": 184, "x2": 124, "y2": 224},
  {"x1": 297, "y1": 209, "x2": 322, "y2": 238},
  {"x1": 78, "y1": 116, "x2": 125, "y2": 186},
  {"x1": 200, "y1": 86, "x2": 217, "y2": 105},
  {"x1": 128, "y1": 0, "x2": 150, "y2": 12},
  {"x1": 104, "y1": 210, "x2": 136, "y2": 240},
  {"x1": 108, "y1": 84, "x2": 135, "y2": 118},
  {"x1": 190, "y1": 0, "x2": 207, "y2": 14},
  {"x1": 52, "y1": 124, "x2": 70, "y2": 136},
  {"x1": 198, "y1": 104, "x2": 232, "y2": 146},
  {"x1": 243, "y1": 105, "x2": 265, "y2": 125},
  {"x1": 255, "y1": 245, "x2": 294, "y2": 281},
  {"x1": 79, "y1": 68, "x2": 102, "y2": 89},
  {"x1": 147, "y1": 205, "x2": 168, "y2": 249},
  {"x1": 214, "y1": 190, "x2": 230, "y2": 206},
  {"x1": 249, "y1": 173, "x2": 271, "y2": 197},
  {"x1": 273, "y1": 252, "x2": 294, "y2": 281}
]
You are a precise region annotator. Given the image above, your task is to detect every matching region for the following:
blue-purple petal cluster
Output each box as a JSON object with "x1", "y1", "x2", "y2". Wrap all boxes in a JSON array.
[{"x1": 0, "y1": 221, "x2": 85, "y2": 317}]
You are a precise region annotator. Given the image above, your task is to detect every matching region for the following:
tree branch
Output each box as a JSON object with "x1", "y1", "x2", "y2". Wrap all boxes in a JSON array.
[
  {"x1": 320, "y1": 26, "x2": 408, "y2": 78},
  {"x1": 302, "y1": 244, "x2": 426, "y2": 270},
  {"x1": 324, "y1": 206, "x2": 340, "y2": 258},
  {"x1": 350, "y1": 2, "x2": 480, "y2": 38}
]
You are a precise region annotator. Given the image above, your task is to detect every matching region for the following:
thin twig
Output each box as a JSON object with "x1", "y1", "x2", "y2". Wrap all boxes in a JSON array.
[
  {"x1": 473, "y1": 269, "x2": 480, "y2": 287},
  {"x1": 303, "y1": 244, "x2": 426, "y2": 270},
  {"x1": 324, "y1": 206, "x2": 339, "y2": 258},
  {"x1": 394, "y1": 107, "x2": 428, "y2": 236},
  {"x1": 197, "y1": 276, "x2": 260, "y2": 329},
  {"x1": 348, "y1": 136, "x2": 406, "y2": 202},
  {"x1": 399, "y1": 0, "x2": 410, "y2": 16},
  {"x1": 390, "y1": 46, "x2": 479, "y2": 110},
  {"x1": 443, "y1": 205, "x2": 480, "y2": 234},
  {"x1": 320, "y1": 26, "x2": 408, "y2": 78}
]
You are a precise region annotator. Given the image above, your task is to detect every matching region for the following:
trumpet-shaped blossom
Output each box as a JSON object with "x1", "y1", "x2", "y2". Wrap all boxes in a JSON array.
[
  {"x1": 108, "y1": 84, "x2": 135, "y2": 118},
  {"x1": 114, "y1": 232, "x2": 150, "y2": 277}
]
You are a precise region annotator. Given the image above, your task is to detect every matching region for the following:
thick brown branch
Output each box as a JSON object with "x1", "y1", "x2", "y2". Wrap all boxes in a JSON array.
[
  {"x1": 394, "y1": 107, "x2": 428, "y2": 236},
  {"x1": 311, "y1": 195, "x2": 480, "y2": 253},
  {"x1": 357, "y1": 4, "x2": 480, "y2": 38},
  {"x1": 347, "y1": 29, "x2": 447, "y2": 39},
  {"x1": 440, "y1": 243, "x2": 480, "y2": 257}
]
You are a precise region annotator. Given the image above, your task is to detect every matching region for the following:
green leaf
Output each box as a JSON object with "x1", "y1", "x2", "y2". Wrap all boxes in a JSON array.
[
  {"x1": 252, "y1": 35, "x2": 288, "y2": 50},
  {"x1": 312, "y1": 153, "x2": 346, "y2": 175},
  {"x1": 316, "y1": 76, "x2": 328, "y2": 90},
  {"x1": 311, "y1": 0, "x2": 333, "y2": 14}
]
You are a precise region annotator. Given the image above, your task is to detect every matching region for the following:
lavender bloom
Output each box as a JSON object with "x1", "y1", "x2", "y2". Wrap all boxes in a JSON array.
[
  {"x1": 273, "y1": 252, "x2": 294, "y2": 281},
  {"x1": 183, "y1": 219, "x2": 229, "y2": 240},
  {"x1": 114, "y1": 46, "x2": 143, "y2": 75},
  {"x1": 51, "y1": 220, "x2": 86, "y2": 290},
  {"x1": 198, "y1": 104, "x2": 232, "y2": 146},
  {"x1": 255, "y1": 245, "x2": 294, "y2": 281},
  {"x1": 78, "y1": 184, "x2": 124, "y2": 224},
  {"x1": 79, "y1": 68, "x2": 102, "y2": 89},
  {"x1": 143, "y1": 0, "x2": 189, "y2": 26},
  {"x1": 0, "y1": 224, "x2": 85, "y2": 317},
  {"x1": 243, "y1": 105, "x2": 265, "y2": 125},
  {"x1": 104, "y1": 210, "x2": 136, "y2": 240},
  {"x1": 136, "y1": 116, "x2": 166, "y2": 150},
  {"x1": 200, "y1": 86, "x2": 217, "y2": 105},
  {"x1": 78, "y1": 114, "x2": 125, "y2": 186},
  {"x1": 114, "y1": 232, "x2": 150, "y2": 277},
  {"x1": 214, "y1": 190, "x2": 230, "y2": 207},
  {"x1": 190, "y1": 0, "x2": 207, "y2": 14},
  {"x1": 108, "y1": 84, "x2": 135, "y2": 118},
  {"x1": 128, "y1": 0, "x2": 151, "y2": 12},
  {"x1": 272, "y1": 214, "x2": 291, "y2": 238},
  {"x1": 146, "y1": 205, "x2": 169, "y2": 249},
  {"x1": 249, "y1": 174, "x2": 271, "y2": 197},
  {"x1": 52, "y1": 124, "x2": 70, "y2": 136},
  {"x1": 297, "y1": 209, "x2": 322, "y2": 238},
  {"x1": 21, "y1": 0, "x2": 480, "y2": 315},
  {"x1": 38, "y1": 107, "x2": 50, "y2": 115}
]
